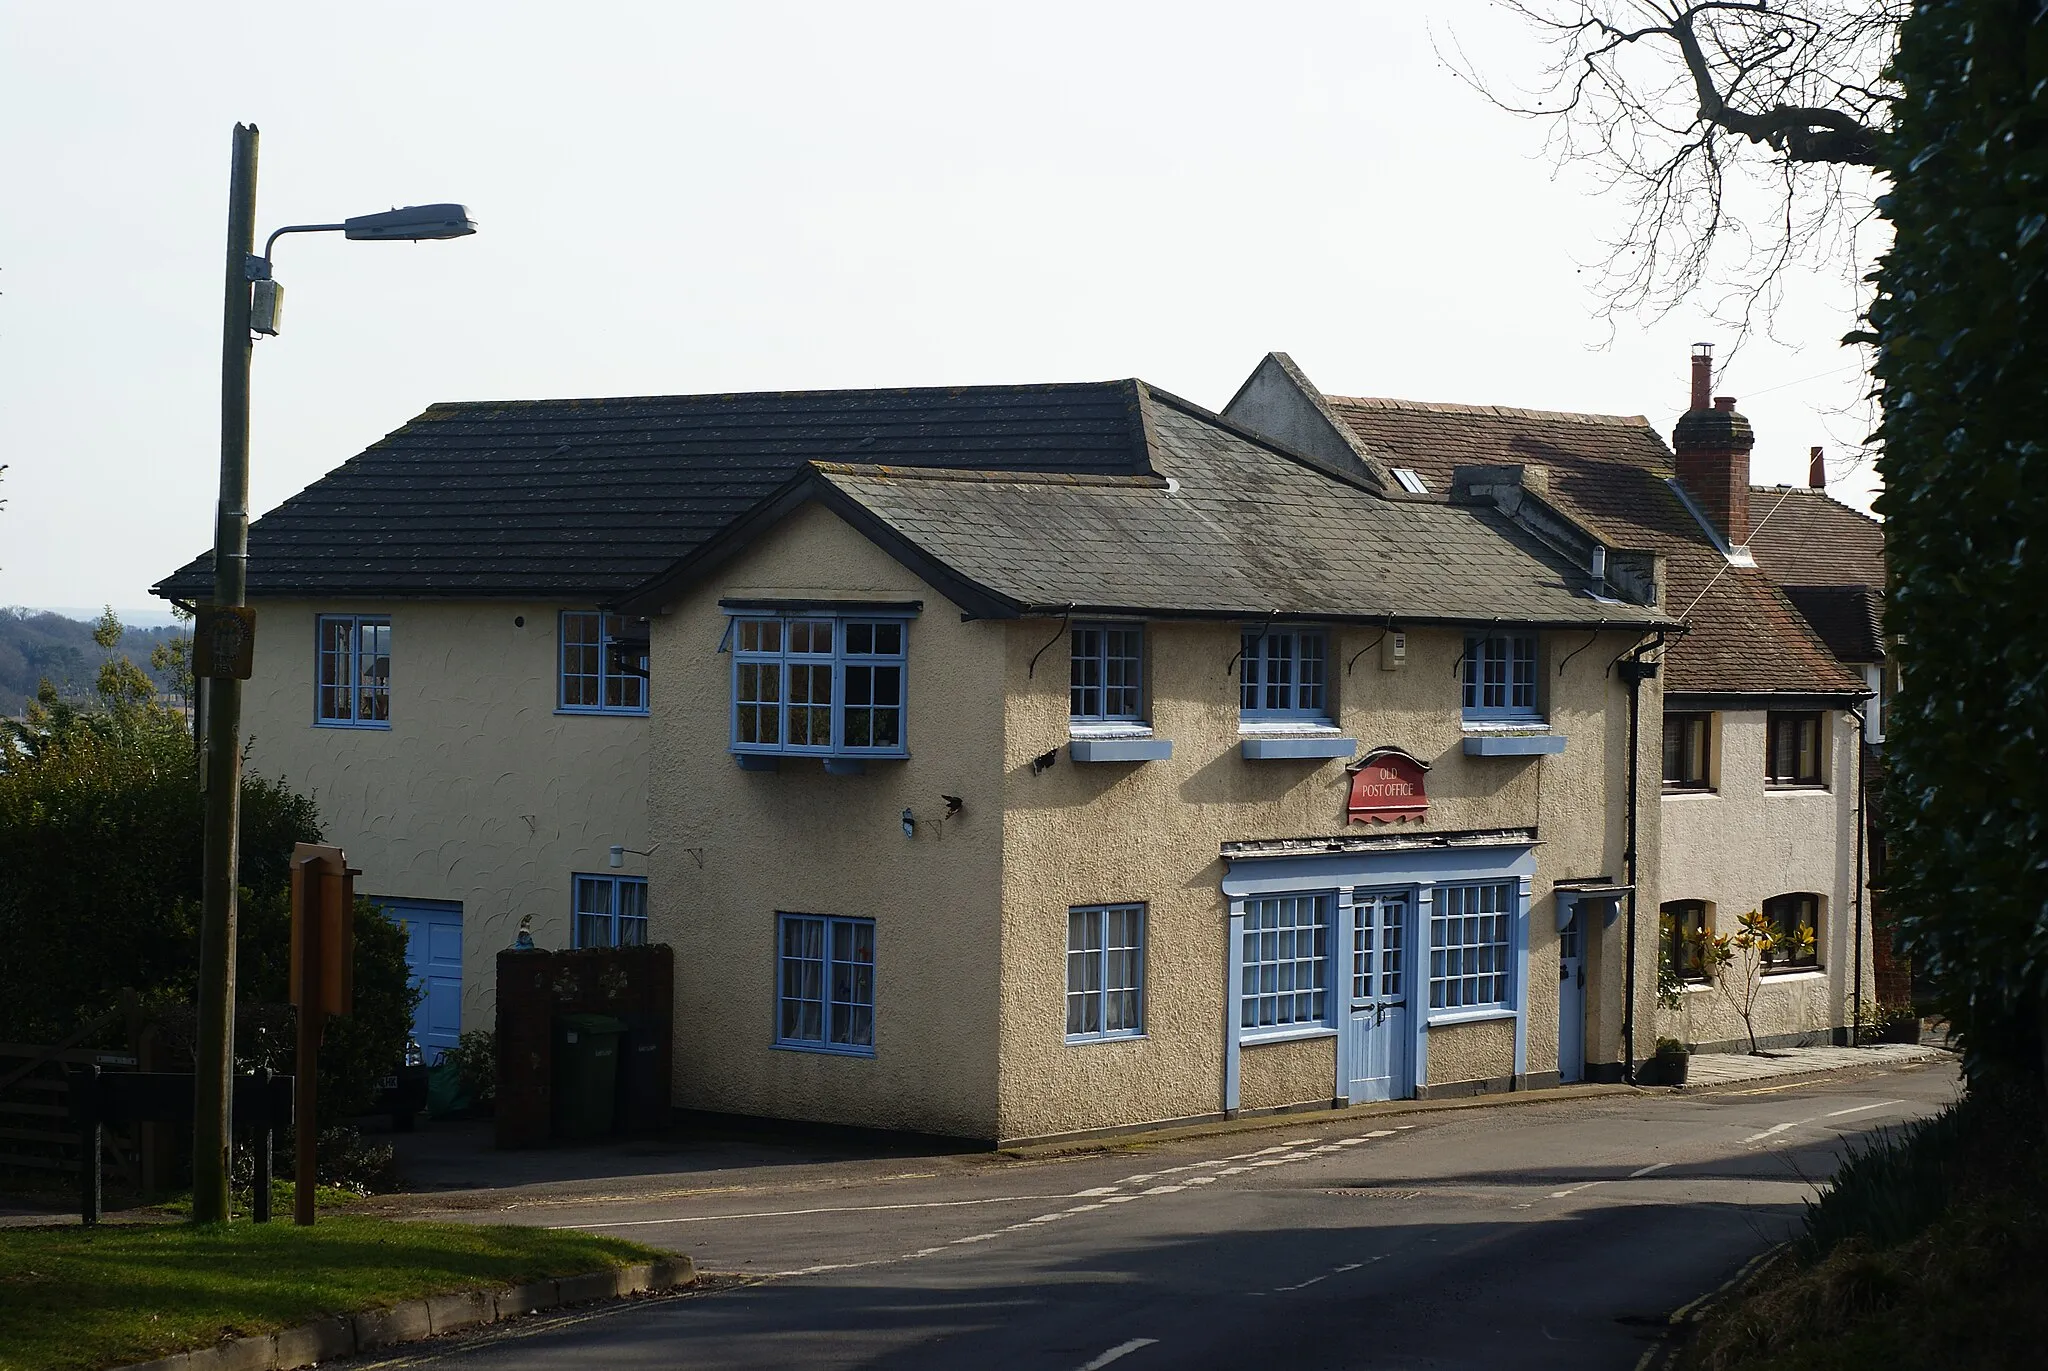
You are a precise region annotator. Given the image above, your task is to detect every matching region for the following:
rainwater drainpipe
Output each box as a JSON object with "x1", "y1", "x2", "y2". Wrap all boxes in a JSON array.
[
  {"x1": 1619, "y1": 634, "x2": 1665, "y2": 1086},
  {"x1": 1850, "y1": 704, "x2": 1868, "y2": 1046}
]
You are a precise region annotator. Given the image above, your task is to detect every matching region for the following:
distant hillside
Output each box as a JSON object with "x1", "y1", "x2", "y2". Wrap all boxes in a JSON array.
[{"x1": 0, "y1": 608, "x2": 189, "y2": 717}]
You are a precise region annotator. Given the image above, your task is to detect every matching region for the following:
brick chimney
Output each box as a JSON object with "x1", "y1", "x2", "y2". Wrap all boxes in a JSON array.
[
  {"x1": 1809, "y1": 446, "x2": 1826, "y2": 490},
  {"x1": 1672, "y1": 343, "x2": 1756, "y2": 547}
]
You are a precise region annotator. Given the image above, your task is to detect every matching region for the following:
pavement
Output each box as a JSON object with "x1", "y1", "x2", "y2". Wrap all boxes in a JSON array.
[
  {"x1": 1675, "y1": 1042, "x2": 1942, "y2": 1089},
  {"x1": 340, "y1": 1045, "x2": 1959, "y2": 1371}
]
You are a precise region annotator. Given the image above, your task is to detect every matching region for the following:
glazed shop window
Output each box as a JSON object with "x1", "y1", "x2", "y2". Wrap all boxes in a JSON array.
[
  {"x1": 731, "y1": 615, "x2": 909, "y2": 757},
  {"x1": 1241, "y1": 893, "x2": 1331, "y2": 1034},
  {"x1": 1066, "y1": 903, "x2": 1145, "y2": 1041},
  {"x1": 560, "y1": 610, "x2": 648, "y2": 714},
  {"x1": 1766, "y1": 711, "x2": 1825, "y2": 786},
  {"x1": 573, "y1": 874, "x2": 648, "y2": 948},
  {"x1": 1429, "y1": 881, "x2": 1514, "y2": 1011},
  {"x1": 1461, "y1": 633, "x2": 1539, "y2": 720},
  {"x1": 1761, "y1": 893, "x2": 1821, "y2": 972},
  {"x1": 1659, "y1": 900, "x2": 1710, "y2": 983},
  {"x1": 1070, "y1": 624, "x2": 1144, "y2": 723},
  {"x1": 315, "y1": 615, "x2": 391, "y2": 727},
  {"x1": 1240, "y1": 629, "x2": 1329, "y2": 720},
  {"x1": 776, "y1": 913, "x2": 876, "y2": 1054},
  {"x1": 1662, "y1": 712, "x2": 1712, "y2": 789}
]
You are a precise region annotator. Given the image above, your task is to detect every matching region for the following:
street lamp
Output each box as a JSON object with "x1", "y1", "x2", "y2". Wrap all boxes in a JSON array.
[
  {"x1": 191, "y1": 123, "x2": 475, "y2": 1225},
  {"x1": 249, "y1": 204, "x2": 478, "y2": 335}
]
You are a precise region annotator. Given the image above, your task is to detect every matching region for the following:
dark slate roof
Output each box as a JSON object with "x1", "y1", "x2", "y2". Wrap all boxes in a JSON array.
[
  {"x1": 1322, "y1": 396, "x2": 1866, "y2": 698},
  {"x1": 626, "y1": 387, "x2": 1674, "y2": 630},
  {"x1": 1746, "y1": 486, "x2": 1887, "y2": 590},
  {"x1": 153, "y1": 382, "x2": 1150, "y2": 601},
  {"x1": 1781, "y1": 585, "x2": 1884, "y2": 665}
]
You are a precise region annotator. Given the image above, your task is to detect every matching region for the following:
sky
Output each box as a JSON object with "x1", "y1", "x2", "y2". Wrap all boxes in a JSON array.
[{"x1": 0, "y1": 1, "x2": 1885, "y2": 620}]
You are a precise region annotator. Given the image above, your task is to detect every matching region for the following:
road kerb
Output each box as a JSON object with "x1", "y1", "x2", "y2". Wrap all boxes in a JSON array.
[{"x1": 111, "y1": 1256, "x2": 696, "y2": 1371}]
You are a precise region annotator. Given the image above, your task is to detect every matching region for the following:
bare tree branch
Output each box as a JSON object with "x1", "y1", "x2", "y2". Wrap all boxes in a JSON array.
[{"x1": 1440, "y1": 1, "x2": 1900, "y2": 332}]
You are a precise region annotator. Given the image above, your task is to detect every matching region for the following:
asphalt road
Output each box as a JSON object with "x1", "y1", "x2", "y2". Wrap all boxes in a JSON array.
[{"x1": 373, "y1": 1060, "x2": 1957, "y2": 1371}]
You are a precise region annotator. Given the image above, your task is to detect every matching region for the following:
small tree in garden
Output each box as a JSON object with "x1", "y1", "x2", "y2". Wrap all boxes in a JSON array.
[{"x1": 1699, "y1": 908, "x2": 1815, "y2": 1056}]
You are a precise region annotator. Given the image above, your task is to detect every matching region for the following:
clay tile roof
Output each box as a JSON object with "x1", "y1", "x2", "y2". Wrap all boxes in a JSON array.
[
  {"x1": 1323, "y1": 396, "x2": 1865, "y2": 698},
  {"x1": 1746, "y1": 486, "x2": 1887, "y2": 591}
]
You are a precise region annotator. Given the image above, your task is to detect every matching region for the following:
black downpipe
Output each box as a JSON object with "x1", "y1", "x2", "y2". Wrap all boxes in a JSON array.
[{"x1": 1851, "y1": 706, "x2": 1867, "y2": 1046}]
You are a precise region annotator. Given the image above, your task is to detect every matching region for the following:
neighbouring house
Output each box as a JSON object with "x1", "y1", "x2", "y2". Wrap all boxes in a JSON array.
[
  {"x1": 1747, "y1": 450, "x2": 1899, "y2": 1005},
  {"x1": 1226, "y1": 348, "x2": 1877, "y2": 1061}
]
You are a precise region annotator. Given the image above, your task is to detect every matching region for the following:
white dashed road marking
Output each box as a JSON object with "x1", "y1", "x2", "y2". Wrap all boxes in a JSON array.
[
  {"x1": 1741, "y1": 1099, "x2": 1903, "y2": 1144},
  {"x1": 1077, "y1": 1338, "x2": 1158, "y2": 1370}
]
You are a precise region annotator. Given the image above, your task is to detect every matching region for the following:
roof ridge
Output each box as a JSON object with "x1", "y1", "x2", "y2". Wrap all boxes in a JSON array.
[
  {"x1": 1325, "y1": 395, "x2": 1654, "y2": 429},
  {"x1": 811, "y1": 462, "x2": 1167, "y2": 488},
  {"x1": 418, "y1": 379, "x2": 1136, "y2": 414},
  {"x1": 1747, "y1": 484, "x2": 1884, "y2": 526}
]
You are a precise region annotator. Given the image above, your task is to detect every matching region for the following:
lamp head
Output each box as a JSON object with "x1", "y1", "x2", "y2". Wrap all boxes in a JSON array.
[{"x1": 343, "y1": 203, "x2": 477, "y2": 242}]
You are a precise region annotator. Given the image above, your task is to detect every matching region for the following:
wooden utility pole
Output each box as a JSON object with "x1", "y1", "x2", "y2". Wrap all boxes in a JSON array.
[{"x1": 192, "y1": 122, "x2": 258, "y2": 1225}]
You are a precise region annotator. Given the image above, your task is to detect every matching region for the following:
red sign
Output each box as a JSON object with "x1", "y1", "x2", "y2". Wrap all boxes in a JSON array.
[{"x1": 1346, "y1": 748, "x2": 1429, "y2": 824}]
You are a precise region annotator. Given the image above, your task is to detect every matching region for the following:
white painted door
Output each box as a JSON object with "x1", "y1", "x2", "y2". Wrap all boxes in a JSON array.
[
  {"x1": 1346, "y1": 891, "x2": 1414, "y2": 1102},
  {"x1": 1557, "y1": 907, "x2": 1586, "y2": 1084}
]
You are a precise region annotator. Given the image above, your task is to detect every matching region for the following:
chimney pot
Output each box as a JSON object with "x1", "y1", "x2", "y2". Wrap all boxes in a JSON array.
[
  {"x1": 1809, "y1": 446, "x2": 1826, "y2": 489},
  {"x1": 1689, "y1": 343, "x2": 1714, "y2": 411},
  {"x1": 1714, "y1": 396, "x2": 1736, "y2": 412}
]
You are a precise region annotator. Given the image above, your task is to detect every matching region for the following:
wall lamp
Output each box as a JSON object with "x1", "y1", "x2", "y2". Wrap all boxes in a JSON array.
[{"x1": 608, "y1": 843, "x2": 661, "y2": 868}]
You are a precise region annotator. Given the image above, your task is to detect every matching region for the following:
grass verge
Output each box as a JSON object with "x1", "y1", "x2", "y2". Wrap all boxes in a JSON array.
[
  {"x1": 0, "y1": 1217, "x2": 668, "y2": 1371},
  {"x1": 1680, "y1": 1083, "x2": 2048, "y2": 1370}
]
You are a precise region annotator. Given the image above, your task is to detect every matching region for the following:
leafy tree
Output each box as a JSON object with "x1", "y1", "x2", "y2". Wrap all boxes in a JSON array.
[
  {"x1": 0, "y1": 611, "x2": 416, "y2": 1130},
  {"x1": 1697, "y1": 907, "x2": 1815, "y2": 1054},
  {"x1": 1871, "y1": 0, "x2": 2048, "y2": 1094}
]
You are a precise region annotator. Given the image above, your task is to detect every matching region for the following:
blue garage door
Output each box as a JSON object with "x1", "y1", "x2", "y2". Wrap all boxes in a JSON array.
[{"x1": 377, "y1": 898, "x2": 464, "y2": 1065}]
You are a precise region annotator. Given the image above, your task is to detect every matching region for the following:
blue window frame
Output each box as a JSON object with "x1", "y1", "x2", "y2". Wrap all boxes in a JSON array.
[
  {"x1": 1429, "y1": 881, "x2": 1514, "y2": 1010},
  {"x1": 1066, "y1": 903, "x2": 1145, "y2": 1040},
  {"x1": 560, "y1": 610, "x2": 648, "y2": 714},
  {"x1": 732, "y1": 615, "x2": 909, "y2": 757},
  {"x1": 1240, "y1": 629, "x2": 1328, "y2": 720},
  {"x1": 776, "y1": 913, "x2": 875, "y2": 1054},
  {"x1": 1240, "y1": 892, "x2": 1332, "y2": 1033},
  {"x1": 1070, "y1": 624, "x2": 1145, "y2": 722},
  {"x1": 315, "y1": 614, "x2": 390, "y2": 727},
  {"x1": 1461, "y1": 633, "x2": 1539, "y2": 719},
  {"x1": 573, "y1": 874, "x2": 648, "y2": 948}
]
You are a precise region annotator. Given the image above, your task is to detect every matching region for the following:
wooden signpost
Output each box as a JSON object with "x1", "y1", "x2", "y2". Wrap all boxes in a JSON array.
[{"x1": 288, "y1": 842, "x2": 355, "y2": 1225}]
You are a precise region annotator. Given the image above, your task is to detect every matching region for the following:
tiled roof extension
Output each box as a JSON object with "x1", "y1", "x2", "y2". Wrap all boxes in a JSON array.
[
  {"x1": 1746, "y1": 486, "x2": 1886, "y2": 590},
  {"x1": 1323, "y1": 395, "x2": 1865, "y2": 697}
]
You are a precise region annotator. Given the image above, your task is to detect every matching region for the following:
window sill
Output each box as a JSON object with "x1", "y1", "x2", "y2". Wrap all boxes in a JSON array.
[
  {"x1": 1066, "y1": 1031, "x2": 1149, "y2": 1046},
  {"x1": 315, "y1": 720, "x2": 391, "y2": 731},
  {"x1": 556, "y1": 706, "x2": 650, "y2": 718},
  {"x1": 1228, "y1": 725, "x2": 1359, "y2": 758},
  {"x1": 1761, "y1": 967, "x2": 1825, "y2": 981},
  {"x1": 1661, "y1": 783, "x2": 1716, "y2": 797},
  {"x1": 731, "y1": 751, "x2": 909, "y2": 774},
  {"x1": 1462, "y1": 726, "x2": 1565, "y2": 757},
  {"x1": 1070, "y1": 736, "x2": 1173, "y2": 763},
  {"x1": 1678, "y1": 981, "x2": 1716, "y2": 994},
  {"x1": 1070, "y1": 721, "x2": 1155, "y2": 739},
  {"x1": 1427, "y1": 1007, "x2": 1517, "y2": 1027},
  {"x1": 1239, "y1": 1025, "x2": 1338, "y2": 1047},
  {"x1": 771, "y1": 1041, "x2": 876, "y2": 1058},
  {"x1": 1764, "y1": 783, "x2": 1830, "y2": 794}
]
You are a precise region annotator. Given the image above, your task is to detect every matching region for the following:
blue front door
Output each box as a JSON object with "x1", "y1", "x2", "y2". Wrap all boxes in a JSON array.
[
  {"x1": 1558, "y1": 907, "x2": 1586, "y2": 1084},
  {"x1": 1345, "y1": 890, "x2": 1414, "y2": 1103},
  {"x1": 380, "y1": 898, "x2": 463, "y2": 1065}
]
